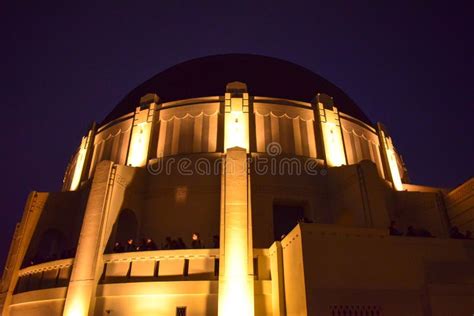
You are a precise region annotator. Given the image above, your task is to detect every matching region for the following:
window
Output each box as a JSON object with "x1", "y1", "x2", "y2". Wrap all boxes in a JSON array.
[{"x1": 176, "y1": 306, "x2": 187, "y2": 316}]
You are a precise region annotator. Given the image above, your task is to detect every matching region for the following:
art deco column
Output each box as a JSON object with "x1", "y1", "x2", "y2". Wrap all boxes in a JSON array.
[
  {"x1": 1, "y1": 192, "x2": 49, "y2": 316},
  {"x1": 63, "y1": 161, "x2": 136, "y2": 316},
  {"x1": 313, "y1": 93, "x2": 347, "y2": 167},
  {"x1": 223, "y1": 82, "x2": 250, "y2": 151},
  {"x1": 377, "y1": 123, "x2": 404, "y2": 191},
  {"x1": 127, "y1": 93, "x2": 160, "y2": 167},
  {"x1": 68, "y1": 123, "x2": 96, "y2": 191},
  {"x1": 62, "y1": 161, "x2": 115, "y2": 316},
  {"x1": 218, "y1": 82, "x2": 255, "y2": 316}
]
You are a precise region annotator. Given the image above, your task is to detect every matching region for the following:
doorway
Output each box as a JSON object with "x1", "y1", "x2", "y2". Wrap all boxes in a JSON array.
[{"x1": 273, "y1": 203, "x2": 305, "y2": 240}]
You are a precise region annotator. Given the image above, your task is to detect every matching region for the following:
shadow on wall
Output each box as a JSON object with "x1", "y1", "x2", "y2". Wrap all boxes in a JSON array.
[
  {"x1": 104, "y1": 163, "x2": 221, "y2": 254},
  {"x1": 30, "y1": 229, "x2": 66, "y2": 263},
  {"x1": 106, "y1": 209, "x2": 139, "y2": 252},
  {"x1": 21, "y1": 190, "x2": 88, "y2": 267}
]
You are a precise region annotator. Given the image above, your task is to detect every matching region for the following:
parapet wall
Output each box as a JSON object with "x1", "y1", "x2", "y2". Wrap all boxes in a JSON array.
[
  {"x1": 445, "y1": 178, "x2": 474, "y2": 232},
  {"x1": 281, "y1": 223, "x2": 474, "y2": 316},
  {"x1": 9, "y1": 248, "x2": 272, "y2": 316}
]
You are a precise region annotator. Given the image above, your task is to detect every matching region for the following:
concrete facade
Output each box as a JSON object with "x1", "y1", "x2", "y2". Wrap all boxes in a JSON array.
[{"x1": 1, "y1": 55, "x2": 473, "y2": 315}]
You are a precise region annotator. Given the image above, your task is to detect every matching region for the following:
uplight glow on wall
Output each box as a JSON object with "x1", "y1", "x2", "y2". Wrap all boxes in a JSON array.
[
  {"x1": 128, "y1": 122, "x2": 151, "y2": 167},
  {"x1": 322, "y1": 122, "x2": 346, "y2": 167},
  {"x1": 219, "y1": 148, "x2": 254, "y2": 316},
  {"x1": 387, "y1": 147, "x2": 403, "y2": 191},
  {"x1": 220, "y1": 207, "x2": 254, "y2": 316},
  {"x1": 70, "y1": 129, "x2": 93, "y2": 191},
  {"x1": 319, "y1": 104, "x2": 346, "y2": 167},
  {"x1": 127, "y1": 104, "x2": 157, "y2": 167},
  {"x1": 381, "y1": 132, "x2": 404, "y2": 191},
  {"x1": 225, "y1": 110, "x2": 249, "y2": 151},
  {"x1": 224, "y1": 95, "x2": 249, "y2": 151},
  {"x1": 64, "y1": 300, "x2": 86, "y2": 316}
]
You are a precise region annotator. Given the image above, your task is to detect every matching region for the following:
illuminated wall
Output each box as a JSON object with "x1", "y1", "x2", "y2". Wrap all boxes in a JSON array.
[
  {"x1": 6, "y1": 51, "x2": 474, "y2": 316},
  {"x1": 218, "y1": 148, "x2": 254, "y2": 316},
  {"x1": 156, "y1": 100, "x2": 220, "y2": 156},
  {"x1": 224, "y1": 92, "x2": 249, "y2": 152},
  {"x1": 254, "y1": 100, "x2": 316, "y2": 157},
  {"x1": 219, "y1": 86, "x2": 254, "y2": 315},
  {"x1": 5, "y1": 88, "x2": 449, "y2": 316},
  {"x1": 445, "y1": 178, "x2": 474, "y2": 232},
  {"x1": 127, "y1": 103, "x2": 158, "y2": 167},
  {"x1": 64, "y1": 94, "x2": 404, "y2": 189},
  {"x1": 63, "y1": 162, "x2": 116, "y2": 316},
  {"x1": 379, "y1": 127, "x2": 404, "y2": 191},
  {"x1": 88, "y1": 117, "x2": 132, "y2": 177},
  {"x1": 69, "y1": 131, "x2": 92, "y2": 191},
  {"x1": 341, "y1": 117, "x2": 385, "y2": 178},
  {"x1": 63, "y1": 127, "x2": 95, "y2": 191},
  {"x1": 317, "y1": 100, "x2": 347, "y2": 167}
]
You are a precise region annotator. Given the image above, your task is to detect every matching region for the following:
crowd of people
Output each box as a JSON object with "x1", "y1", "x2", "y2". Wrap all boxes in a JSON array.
[
  {"x1": 389, "y1": 221, "x2": 434, "y2": 237},
  {"x1": 27, "y1": 233, "x2": 219, "y2": 265},
  {"x1": 449, "y1": 226, "x2": 472, "y2": 239},
  {"x1": 113, "y1": 237, "x2": 158, "y2": 253},
  {"x1": 112, "y1": 233, "x2": 220, "y2": 253},
  {"x1": 26, "y1": 222, "x2": 473, "y2": 266},
  {"x1": 389, "y1": 221, "x2": 472, "y2": 239}
]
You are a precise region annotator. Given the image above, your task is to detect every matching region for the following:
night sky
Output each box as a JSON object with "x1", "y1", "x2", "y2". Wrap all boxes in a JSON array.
[{"x1": 1, "y1": 2, "x2": 472, "y2": 270}]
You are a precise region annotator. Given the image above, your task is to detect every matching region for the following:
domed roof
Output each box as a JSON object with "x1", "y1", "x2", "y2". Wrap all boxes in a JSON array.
[{"x1": 103, "y1": 54, "x2": 371, "y2": 125}]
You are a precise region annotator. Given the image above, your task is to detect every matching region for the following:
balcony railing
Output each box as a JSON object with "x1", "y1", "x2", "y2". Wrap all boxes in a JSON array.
[
  {"x1": 15, "y1": 258, "x2": 73, "y2": 293},
  {"x1": 101, "y1": 248, "x2": 220, "y2": 283},
  {"x1": 14, "y1": 248, "x2": 270, "y2": 294}
]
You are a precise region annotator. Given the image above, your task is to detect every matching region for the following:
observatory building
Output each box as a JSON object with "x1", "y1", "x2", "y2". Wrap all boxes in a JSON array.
[{"x1": 1, "y1": 54, "x2": 473, "y2": 316}]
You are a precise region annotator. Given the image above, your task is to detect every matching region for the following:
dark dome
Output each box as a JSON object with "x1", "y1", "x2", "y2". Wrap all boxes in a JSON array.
[{"x1": 103, "y1": 54, "x2": 371, "y2": 125}]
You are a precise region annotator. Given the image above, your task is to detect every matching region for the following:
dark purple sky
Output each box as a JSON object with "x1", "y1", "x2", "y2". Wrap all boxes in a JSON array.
[{"x1": 0, "y1": 2, "x2": 472, "y2": 269}]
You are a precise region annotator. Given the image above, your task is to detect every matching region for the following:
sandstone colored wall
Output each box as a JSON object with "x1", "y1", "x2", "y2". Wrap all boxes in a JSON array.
[
  {"x1": 445, "y1": 177, "x2": 474, "y2": 233},
  {"x1": 281, "y1": 223, "x2": 474, "y2": 316}
]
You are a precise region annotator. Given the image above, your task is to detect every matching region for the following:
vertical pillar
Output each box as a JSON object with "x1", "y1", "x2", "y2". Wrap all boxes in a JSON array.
[
  {"x1": 69, "y1": 124, "x2": 96, "y2": 191},
  {"x1": 223, "y1": 82, "x2": 250, "y2": 152},
  {"x1": 63, "y1": 161, "x2": 115, "y2": 316},
  {"x1": 269, "y1": 241, "x2": 286, "y2": 316},
  {"x1": 63, "y1": 162, "x2": 137, "y2": 316},
  {"x1": 377, "y1": 123, "x2": 404, "y2": 191},
  {"x1": 218, "y1": 81, "x2": 254, "y2": 316},
  {"x1": 219, "y1": 148, "x2": 254, "y2": 316},
  {"x1": 313, "y1": 93, "x2": 347, "y2": 167},
  {"x1": 127, "y1": 94, "x2": 160, "y2": 167},
  {"x1": 1, "y1": 192, "x2": 49, "y2": 316}
]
